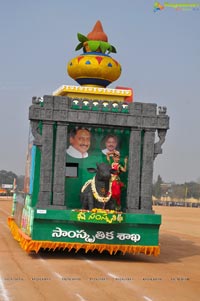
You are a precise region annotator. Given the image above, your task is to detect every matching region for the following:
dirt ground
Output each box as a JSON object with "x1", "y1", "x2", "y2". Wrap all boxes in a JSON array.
[{"x1": 0, "y1": 198, "x2": 199, "y2": 301}]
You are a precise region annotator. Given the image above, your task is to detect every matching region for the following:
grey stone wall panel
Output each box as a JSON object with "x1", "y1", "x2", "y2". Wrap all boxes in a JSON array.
[
  {"x1": 31, "y1": 97, "x2": 163, "y2": 125},
  {"x1": 53, "y1": 122, "x2": 68, "y2": 207},
  {"x1": 126, "y1": 129, "x2": 141, "y2": 210},
  {"x1": 29, "y1": 107, "x2": 169, "y2": 130},
  {"x1": 141, "y1": 103, "x2": 157, "y2": 116}
]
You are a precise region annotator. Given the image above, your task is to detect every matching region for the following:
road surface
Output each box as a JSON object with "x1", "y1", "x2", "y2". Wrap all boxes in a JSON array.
[{"x1": 0, "y1": 198, "x2": 199, "y2": 301}]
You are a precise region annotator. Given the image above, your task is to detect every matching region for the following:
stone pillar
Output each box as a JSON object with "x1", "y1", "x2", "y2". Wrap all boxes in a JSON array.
[
  {"x1": 52, "y1": 122, "x2": 68, "y2": 208},
  {"x1": 126, "y1": 128, "x2": 142, "y2": 213},
  {"x1": 140, "y1": 129, "x2": 155, "y2": 213},
  {"x1": 37, "y1": 121, "x2": 54, "y2": 208}
]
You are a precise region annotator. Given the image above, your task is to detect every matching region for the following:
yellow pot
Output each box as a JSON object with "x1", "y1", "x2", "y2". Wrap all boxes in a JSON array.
[{"x1": 67, "y1": 53, "x2": 121, "y2": 87}]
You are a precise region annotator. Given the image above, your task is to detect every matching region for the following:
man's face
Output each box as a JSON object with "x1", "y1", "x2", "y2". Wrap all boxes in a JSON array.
[
  {"x1": 105, "y1": 137, "x2": 117, "y2": 151},
  {"x1": 70, "y1": 129, "x2": 91, "y2": 154}
]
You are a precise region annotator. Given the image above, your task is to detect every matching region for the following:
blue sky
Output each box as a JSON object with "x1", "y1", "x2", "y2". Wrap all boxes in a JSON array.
[{"x1": 0, "y1": 0, "x2": 199, "y2": 183}]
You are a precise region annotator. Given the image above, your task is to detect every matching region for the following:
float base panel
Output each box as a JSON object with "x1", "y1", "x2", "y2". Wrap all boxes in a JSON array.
[{"x1": 8, "y1": 210, "x2": 161, "y2": 256}]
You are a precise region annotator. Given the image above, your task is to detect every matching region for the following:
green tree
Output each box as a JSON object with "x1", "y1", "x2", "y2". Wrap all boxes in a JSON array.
[
  {"x1": 171, "y1": 184, "x2": 185, "y2": 199},
  {"x1": 0, "y1": 170, "x2": 25, "y2": 192},
  {"x1": 184, "y1": 182, "x2": 200, "y2": 199},
  {"x1": 0, "y1": 170, "x2": 17, "y2": 186},
  {"x1": 153, "y1": 175, "x2": 163, "y2": 198}
]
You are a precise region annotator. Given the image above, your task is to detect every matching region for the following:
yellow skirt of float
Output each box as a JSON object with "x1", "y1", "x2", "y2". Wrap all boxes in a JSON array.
[
  {"x1": 8, "y1": 217, "x2": 160, "y2": 256},
  {"x1": 67, "y1": 53, "x2": 121, "y2": 87}
]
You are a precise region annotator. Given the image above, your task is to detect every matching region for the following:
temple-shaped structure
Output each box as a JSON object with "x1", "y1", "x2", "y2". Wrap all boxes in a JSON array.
[{"x1": 8, "y1": 21, "x2": 169, "y2": 256}]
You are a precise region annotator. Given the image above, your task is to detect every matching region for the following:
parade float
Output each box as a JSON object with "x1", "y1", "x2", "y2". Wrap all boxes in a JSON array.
[{"x1": 8, "y1": 21, "x2": 169, "y2": 256}]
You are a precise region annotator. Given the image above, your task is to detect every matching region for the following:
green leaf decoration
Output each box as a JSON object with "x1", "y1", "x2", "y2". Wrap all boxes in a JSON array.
[
  {"x1": 99, "y1": 41, "x2": 109, "y2": 53},
  {"x1": 88, "y1": 40, "x2": 100, "y2": 51},
  {"x1": 107, "y1": 45, "x2": 112, "y2": 54},
  {"x1": 75, "y1": 42, "x2": 84, "y2": 51},
  {"x1": 74, "y1": 32, "x2": 117, "y2": 54},
  {"x1": 77, "y1": 33, "x2": 88, "y2": 43},
  {"x1": 111, "y1": 45, "x2": 117, "y2": 53}
]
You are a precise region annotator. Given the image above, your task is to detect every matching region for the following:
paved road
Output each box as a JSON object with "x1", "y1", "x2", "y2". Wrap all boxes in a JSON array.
[{"x1": 0, "y1": 199, "x2": 199, "y2": 301}]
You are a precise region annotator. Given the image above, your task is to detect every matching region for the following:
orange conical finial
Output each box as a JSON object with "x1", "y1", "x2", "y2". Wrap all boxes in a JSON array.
[{"x1": 87, "y1": 20, "x2": 108, "y2": 42}]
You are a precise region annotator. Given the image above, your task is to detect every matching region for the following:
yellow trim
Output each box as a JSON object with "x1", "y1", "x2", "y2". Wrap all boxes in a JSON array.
[
  {"x1": 8, "y1": 217, "x2": 160, "y2": 256},
  {"x1": 53, "y1": 85, "x2": 132, "y2": 101}
]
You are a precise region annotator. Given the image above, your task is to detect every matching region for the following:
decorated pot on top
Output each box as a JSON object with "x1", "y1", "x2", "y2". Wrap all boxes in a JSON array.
[{"x1": 67, "y1": 21, "x2": 121, "y2": 87}]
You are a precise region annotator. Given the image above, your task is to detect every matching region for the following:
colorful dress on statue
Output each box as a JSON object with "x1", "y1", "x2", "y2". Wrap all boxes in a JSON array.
[{"x1": 111, "y1": 162, "x2": 124, "y2": 207}]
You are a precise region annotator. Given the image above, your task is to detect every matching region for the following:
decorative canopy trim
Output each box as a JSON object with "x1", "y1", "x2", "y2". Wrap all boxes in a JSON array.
[{"x1": 53, "y1": 85, "x2": 132, "y2": 97}]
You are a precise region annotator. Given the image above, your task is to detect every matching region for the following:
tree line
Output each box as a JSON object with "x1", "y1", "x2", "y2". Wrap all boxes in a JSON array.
[
  {"x1": 0, "y1": 170, "x2": 24, "y2": 192},
  {"x1": 1, "y1": 170, "x2": 200, "y2": 199},
  {"x1": 153, "y1": 175, "x2": 200, "y2": 199}
]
